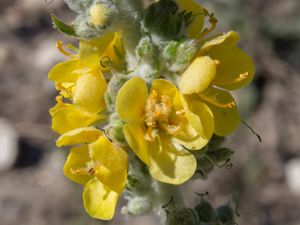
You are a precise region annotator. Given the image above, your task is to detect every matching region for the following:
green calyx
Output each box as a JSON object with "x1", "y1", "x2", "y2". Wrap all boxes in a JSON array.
[
  {"x1": 166, "y1": 208, "x2": 200, "y2": 225},
  {"x1": 162, "y1": 38, "x2": 199, "y2": 72}
]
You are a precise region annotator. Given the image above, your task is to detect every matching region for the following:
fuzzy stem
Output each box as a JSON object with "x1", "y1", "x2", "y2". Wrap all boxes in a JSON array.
[{"x1": 117, "y1": 0, "x2": 144, "y2": 70}]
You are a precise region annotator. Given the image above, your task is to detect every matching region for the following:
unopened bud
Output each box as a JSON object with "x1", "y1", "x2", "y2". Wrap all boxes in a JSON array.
[
  {"x1": 217, "y1": 205, "x2": 235, "y2": 225},
  {"x1": 194, "y1": 198, "x2": 218, "y2": 223},
  {"x1": 89, "y1": 4, "x2": 110, "y2": 27},
  {"x1": 162, "y1": 38, "x2": 198, "y2": 72},
  {"x1": 166, "y1": 207, "x2": 199, "y2": 225}
]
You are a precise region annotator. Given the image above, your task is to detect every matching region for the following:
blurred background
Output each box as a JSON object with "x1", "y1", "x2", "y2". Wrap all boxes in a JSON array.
[{"x1": 0, "y1": 0, "x2": 300, "y2": 224}]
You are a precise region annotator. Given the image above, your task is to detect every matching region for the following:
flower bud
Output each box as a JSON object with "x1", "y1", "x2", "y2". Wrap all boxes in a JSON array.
[
  {"x1": 142, "y1": 0, "x2": 188, "y2": 40},
  {"x1": 90, "y1": 4, "x2": 109, "y2": 26},
  {"x1": 136, "y1": 37, "x2": 155, "y2": 58},
  {"x1": 162, "y1": 38, "x2": 198, "y2": 72},
  {"x1": 206, "y1": 148, "x2": 234, "y2": 164},
  {"x1": 194, "y1": 198, "x2": 218, "y2": 223},
  {"x1": 166, "y1": 207, "x2": 199, "y2": 225},
  {"x1": 217, "y1": 205, "x2": 235, "y2": 225}
]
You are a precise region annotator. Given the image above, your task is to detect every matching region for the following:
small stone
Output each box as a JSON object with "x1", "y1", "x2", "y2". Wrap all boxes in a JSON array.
[
  {"x1": 0, "y1": 119, "x2": 18, "y2": 171},
  {"x1": 285, "y1": 158, "x2": 300, "y2": 194}
]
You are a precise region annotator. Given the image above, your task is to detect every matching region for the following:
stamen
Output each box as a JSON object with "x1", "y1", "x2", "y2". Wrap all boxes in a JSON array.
[
  {"x1": 198, "y1": 93, "x2": 235, "y2": 109},
  {"x1": 55, "y1": 95, "x2": 63, "y2": 104},
  {"x1": 161, "y1": 123, "x2": 183, "y2": 135},
  {"x1": 212, "y1": 72, "x2": 249, "y2": 86},
  {"x1": 197, "y1": 8, "x2": 218, "y2": 40},
  {"x1": 56, "y1": 82, "x2": 74, "y2": 97},
  {"x1": 70, "y1": 167, "x2": 95, "y2": 176},
  {"x1": 144, "y1": 90, "x2": 186, "y2": 139},
  {"x1": 176, "y1": 109, "x2": 185, "y2": 116},
  {"x1": 56, "y1": 40, "x2": 72, "y2": 56},
  {"x1": 145, "y1": 125, "x2": 158, "y2": 142}
]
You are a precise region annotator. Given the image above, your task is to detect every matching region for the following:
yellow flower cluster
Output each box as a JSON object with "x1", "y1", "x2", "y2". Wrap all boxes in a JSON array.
[
  {"x1": 49, "y1": 0, "x2": 254, "y2": 220},
  {"x1": 49, "y1": 32, "x2": 127, "y2": 220}
]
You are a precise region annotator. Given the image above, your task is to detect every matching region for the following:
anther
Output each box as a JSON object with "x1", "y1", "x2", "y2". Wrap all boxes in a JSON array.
[
  {"x1": 197, "y1": 8, "x2": 218, "y2": 40},
  {"x1": 70, "y1": 167, "x2": 93, "y2": 176}
]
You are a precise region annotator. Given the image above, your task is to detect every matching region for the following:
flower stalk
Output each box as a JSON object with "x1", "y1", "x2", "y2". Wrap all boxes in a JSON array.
[{"x1": 48, "y1": 0, "x2": 255, "y2": 223}]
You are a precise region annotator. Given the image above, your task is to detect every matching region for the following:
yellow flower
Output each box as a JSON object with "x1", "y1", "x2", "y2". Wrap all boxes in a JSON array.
[
  {"x1": 48, "y1": 32, "x2": 125, "y2": 134},
  {"x1": 116, "y1": 77, "x2": 214, "y2": 184},
  {"x1": 179, "y1": 31, "x2": 255, "y2": 136},
  {"x1": 57, "y1": 127, "x2": 128, "y2": 220}
]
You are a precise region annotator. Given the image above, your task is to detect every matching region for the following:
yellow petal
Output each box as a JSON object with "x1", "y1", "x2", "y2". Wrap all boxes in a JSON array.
[
  {"x1": 177, "y1": 0, "x2": 204, "y2": 37},
  {"x1": 149, "y1": 135, "x2": 196, "y2": 184},
  {"x1": 48, "y1": 59, "x2": 84, "y2": 83},
  {"x1": 151, "y1": 79, "x2": 177, "y2": 99},
  {"x1": 200, "y1": 31, "x2": 255, "y2": 90},
  {"x1": 83, "y1": 178, "x2": 118, "y2": 220},
  {"x1": 73, "y1": 73, "x2": 107, "y2": 113},
  {"x1": 78, "y1": 32, "x2": 115, "y2": 74},
  {"x1": 50, "y1": 102, "x2": 102, "y2": 134},
  {"x1": 79, "y1": 32, "x2": 115, "y2": 60},
  {"x1": 174, "y1": 96, "x2": 214, "y2": 149},
  {"x1": 101, "y1": 32, "x2": 125, "y2": 71},
  {"x1": 56, "y1": 127, "x2": 103, "y2": 147},
  {"x1": 179, "y1": 56, "x2": 216, "y2": 94},
  {"x1": 123, "y1": 123, "x2": 150, "y2": 165},
  {"x1": 63, "y1": 146, "x2": 92, "y2": 185},
  {"x1": 209, "y1": 47, "x2": 254, "y2": 90},
  {"x1": 200, "y1": 31, "x2": 240, "y2": 53},
  {"x1": 89, "y1": 136, "x2": 128, "y2": 193},
  {"x1": 116, "y1": 77, "x2": 148, "y2": 123},
  {"x1": 202, "y1": 87, "x2": 240, "y2": 136},
  {"x1": 55, "y1": 82, "x2": 74, "y2": 98}
]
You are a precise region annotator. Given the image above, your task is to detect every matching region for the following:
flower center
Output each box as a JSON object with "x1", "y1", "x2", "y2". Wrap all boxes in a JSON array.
[{"x1": 144, "y1": 90, "x2": 185, "y2": 141}]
